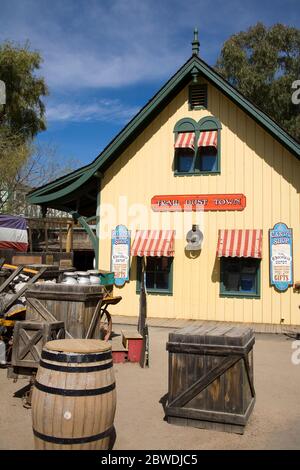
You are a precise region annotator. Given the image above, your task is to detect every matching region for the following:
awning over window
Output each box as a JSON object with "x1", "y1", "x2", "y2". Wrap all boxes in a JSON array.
[
  {"x1": 174, "y1": 132, "x2": 195, "y2": 150},
  {"x1": 217, "y1": 229, "x2": 262, "y2": 258},
  {"x1": 197, "y1": 130, "x2": 217, "y2": 148},
  {"x1": 131, "y1": 230, "x2": 175, "y2": 257}
]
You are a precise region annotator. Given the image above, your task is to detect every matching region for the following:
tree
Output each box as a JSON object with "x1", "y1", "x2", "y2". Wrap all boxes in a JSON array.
[
  {"x1": 216, "y1": 23, "x2": 300, "y2": 141},
  {"x1": 0, "y1": 41, "x2": 51, "y2": 215},
  {"x1": 0, "y1": 127, "x2": 30, "y2": 211},
  {"x1": 0, "y1": 41, "x2": 48, "y2": 140},
  {"x1": 0, "y1": 140, "x2": 79, "y2": 215}
]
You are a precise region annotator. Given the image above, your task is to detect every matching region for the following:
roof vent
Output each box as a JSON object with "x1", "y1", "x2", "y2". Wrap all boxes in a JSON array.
[{"x1": 189, "y1": 84, "x2": 207, "y2": 110}]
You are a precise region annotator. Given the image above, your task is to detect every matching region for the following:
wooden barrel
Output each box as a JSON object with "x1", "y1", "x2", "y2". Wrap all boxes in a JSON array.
[{"x1": 31, "y1": 339, "x2": 116, "y2": 450}]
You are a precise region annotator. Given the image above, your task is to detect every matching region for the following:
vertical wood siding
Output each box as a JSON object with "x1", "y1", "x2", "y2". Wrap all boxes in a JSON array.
[{"x1": 98, "y1": 81, "x2": 300, "y2": 325}]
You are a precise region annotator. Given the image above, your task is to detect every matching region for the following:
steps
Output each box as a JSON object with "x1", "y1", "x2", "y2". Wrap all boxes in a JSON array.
[
  {"x1": 111, "y1": 337, "x2": 128, "y2": 363},
  {"x1": 111, "y1": 330, "x2": 143, "y2": 364}
]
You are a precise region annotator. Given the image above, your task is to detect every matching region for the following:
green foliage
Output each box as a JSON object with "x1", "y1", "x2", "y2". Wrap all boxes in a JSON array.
[
  {"x1": 216, "y1": 23, "x2": 300, "y2": 141},
  {"x1": 0, "y1": 41, "x2": 50, "y2": 214},
  {"x1": 0, "y1": 127, "x2": 31, "y2": 212},
  {"x1": 0, "y1": 41, "x2": 48, "y2": 140}
]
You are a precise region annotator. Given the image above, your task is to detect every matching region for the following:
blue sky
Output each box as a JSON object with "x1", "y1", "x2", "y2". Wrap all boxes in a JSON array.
[{"x1": 1, "y1": 0, "x2": 299, "y2": 169}]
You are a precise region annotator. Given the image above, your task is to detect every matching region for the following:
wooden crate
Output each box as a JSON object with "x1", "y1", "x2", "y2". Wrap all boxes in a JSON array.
[
  {"x1": 25, "y1": 284, "x2": 105, "y2": 339},
  {"x1": 12, "y1": 320, "x2": 65, "y2": 369},
  {"x1": 166, "y1": 324, "x2": 255, "y2": 434}
]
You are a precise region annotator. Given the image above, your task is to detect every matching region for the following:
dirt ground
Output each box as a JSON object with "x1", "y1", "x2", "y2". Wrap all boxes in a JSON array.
[{"x1": 0, "y1": 327, "x2": 300, "y2": 450}]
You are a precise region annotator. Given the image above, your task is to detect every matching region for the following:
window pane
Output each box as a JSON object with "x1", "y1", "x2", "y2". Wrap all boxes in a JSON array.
[
  {"x1": 221, "y1": 257, "x2": 259, "y2": 295},
  {"x1": 240, "y1": 273, "x2": 256, "y2": 292},
  {"x1": 139, "y1": 257, "x2": 173, "y2": 293},
  {"x1": 146, "y1": 257, "x2": 156, "y2": 271},
  {"x1": 199, "y1": 146, "x2": 217, "y2": 172},
  {"x1": 145, "y1": 271, "x2": 155, "y2": 289},
  {"x1": 177, "y1": 149, "x2": 194, "y2": 172},
  {"x1": 240, "y1": 259, "x2": 258, "y2": 293},
  {"x1": 156, "y1": 272, "x2": 169, "y2": 290},
  {"x1": 223, "y1": 258, "x2": 240, "y2": 292},
  {"x1": 160, "y1": 257, "x2": 170, "y2": 272}
]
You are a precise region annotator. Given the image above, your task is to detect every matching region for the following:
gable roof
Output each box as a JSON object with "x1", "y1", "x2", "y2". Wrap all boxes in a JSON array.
[{"x1": 27, "y1": 55, "x2": 300, "y2": 212}]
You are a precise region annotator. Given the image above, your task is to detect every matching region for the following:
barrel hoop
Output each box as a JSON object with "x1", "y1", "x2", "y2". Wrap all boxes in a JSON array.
[
  {"x1": 41, "y1": 350, "x2": 112, "y2": 363},
  {"x1": 39, "y1": 360, "x2": 113, "y2": 373},
  {"x1": 33, "y1": 426, "x2": 113, "y2": 445},
  {"x1": 34, "y1": 380, "x2": 115, "y2": 396}
]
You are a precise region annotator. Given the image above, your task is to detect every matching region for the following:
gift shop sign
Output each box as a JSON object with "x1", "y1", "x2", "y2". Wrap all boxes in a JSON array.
[
  {"x1": 111, "y1": 225, "x2": 130, "y2": 287},
  {"x1": 269, "y1": 223, "x2": 293, "y2": 292},
  {"x1": 151, "y1": 194, "x2": 246, "y2": 212}
]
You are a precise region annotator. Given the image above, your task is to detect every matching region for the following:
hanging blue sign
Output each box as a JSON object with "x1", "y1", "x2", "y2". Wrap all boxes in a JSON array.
[
  {"x1": 111, "y1": 225, "x2": 131, "y2": 287},
  {"x1": 269, "y1": 222, "x2": 293, "y2": 292}
]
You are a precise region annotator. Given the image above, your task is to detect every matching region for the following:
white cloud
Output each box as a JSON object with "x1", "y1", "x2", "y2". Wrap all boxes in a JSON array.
[
  {"x1": 1, "y1": 0, "x2": 296, "y2": 92},
  {"x1": 46, "y1": 99, "x2": 140, "y2": 123},
  {"x1": 0, "y1": 0, "x2": 189, "y2": 90}
]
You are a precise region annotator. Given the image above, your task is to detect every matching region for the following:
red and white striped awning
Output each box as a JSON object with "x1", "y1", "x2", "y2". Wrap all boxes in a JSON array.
[
  {"x1": 217, "y1": 229, "x2": 262, "y2": 258},
  {"x1": 131, "y1": 230, "x2": 175, "y2": 257},
  {"x1": 174, "y1": 132, "x2": 195, "y2": 150},
  {"x1": 197, "y1": 130, "x2": 217, "y2": 148}
]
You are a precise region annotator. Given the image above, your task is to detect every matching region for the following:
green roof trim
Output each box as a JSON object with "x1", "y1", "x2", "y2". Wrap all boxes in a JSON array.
[{"x1": 27, "y1": 55, "x2": 300, "y2": 208}]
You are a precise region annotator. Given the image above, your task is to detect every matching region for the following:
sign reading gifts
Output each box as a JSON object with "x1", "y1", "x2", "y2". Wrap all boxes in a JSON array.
[
  {"x1": 269, "y1": 223, "x2": 293, "y2": 291},
  {"x1": 151, "y1": 194, "x2": 246, "y2": 212},
  {"x1": 111, "y1": 225, "x2": 131, "y2": 287}
]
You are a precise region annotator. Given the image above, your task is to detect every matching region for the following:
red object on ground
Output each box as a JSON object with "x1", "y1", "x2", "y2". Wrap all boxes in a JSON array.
[
  {"x1": 112, "y1": 350, "x2": 128, "y2": 364},
  {"x1": 127, "y1": 338, "x2": 143, "y2": 363}
]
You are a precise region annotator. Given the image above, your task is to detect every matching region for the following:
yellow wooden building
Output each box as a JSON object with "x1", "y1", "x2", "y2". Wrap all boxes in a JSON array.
[{"x1": 28, "y1": 32, "x2": 300, "y2": 326}]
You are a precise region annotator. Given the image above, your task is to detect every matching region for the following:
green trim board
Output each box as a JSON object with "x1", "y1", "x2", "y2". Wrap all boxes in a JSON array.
[
  {"x1": 95, "y1": 180, "x2": 101, "y2": 268},
  {"x1": 27, "y1": 54, "x2": 300, "y2": 209}
]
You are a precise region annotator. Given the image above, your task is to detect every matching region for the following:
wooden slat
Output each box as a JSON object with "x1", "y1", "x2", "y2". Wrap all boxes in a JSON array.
[
  {"x1": 168, "y1": 355, "x2": 241, "y2": 408},
  {"x1": 26, "y1": 297, "x2": 73, "y2": 339},
  {"x1": 167, "y1": 338, "x2": 254, "y2": 356},
  {"x1": 166, "y1": 406, "x2": 248, "y2": 426},
  {"x1": 18, "y1": 328, "x2": 43, "y2": 361},
  {"x1": 3, "y1": 267, "x2": 48, "y2": 311},
  {"x1": 0, "y1": 265, "x2": 24, "y2": 294},
  {"x1": 85, "y1": 299, "x2": 103, "y2": 339}
]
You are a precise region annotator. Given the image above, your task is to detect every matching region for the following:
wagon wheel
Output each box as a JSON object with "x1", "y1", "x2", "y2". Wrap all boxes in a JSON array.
[{"x1": 99, "y1": 307, "x2": 112, "y2": 341}]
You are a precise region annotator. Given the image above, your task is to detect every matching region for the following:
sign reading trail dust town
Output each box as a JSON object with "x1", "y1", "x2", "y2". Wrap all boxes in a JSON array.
[
  {"x1": 269, "y1": 223, "x2": 293, "y2": 292},
  {"x1": 111, "y1": 225, "x2": 130, "y2": 287},
  {"x1": 151, "y1": 194, "x2": 246, "y2": 212}
]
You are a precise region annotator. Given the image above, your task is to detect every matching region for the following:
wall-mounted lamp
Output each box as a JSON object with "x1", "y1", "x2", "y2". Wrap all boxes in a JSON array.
[{"x1": 185, "y1": 224, "x2": 203, "y2": 251}]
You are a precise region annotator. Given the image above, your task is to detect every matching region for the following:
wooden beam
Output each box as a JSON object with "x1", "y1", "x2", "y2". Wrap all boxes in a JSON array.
[{"x1": 66, "y1": 221, "x2": 73, "y2": 253}]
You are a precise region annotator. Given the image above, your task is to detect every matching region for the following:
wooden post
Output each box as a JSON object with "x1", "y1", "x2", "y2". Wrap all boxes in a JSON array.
[
  {"x1": 44, "y1": 219, "x2": 48, "y2": 252},
  {"x1": 138, "y1": 257, "x2": 149, "y2": 368},
  {"x1": 138, "y1": 257, "x2": 147, "y2": 335},
  {"x1": 59, "y1": 223, "x2": 62, "y2": 253},
  {"x1": 66, "y1": 221, "x2": 73, "y2": 253}
]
